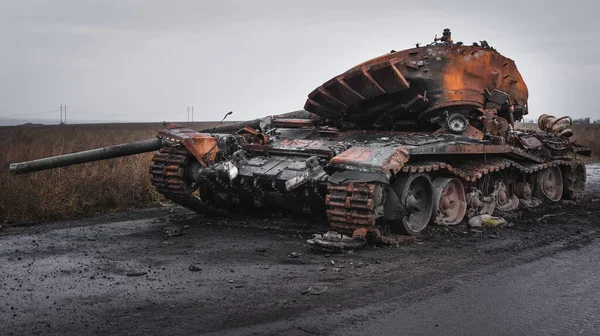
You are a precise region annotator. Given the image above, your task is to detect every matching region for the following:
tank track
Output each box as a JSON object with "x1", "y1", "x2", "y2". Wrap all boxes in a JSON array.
[
  {"x1": 400, "y1": 157, "x2": 573, "y2": 181},
  {"x1": 325, "y1": 156, "x2": 582, "y2": 245},
  {"x1": 326, "y1": 183, "x2": 416, "y2": 245},
  {"x1": 149, "y1": 146, "x2": 225, "y2": 216}
]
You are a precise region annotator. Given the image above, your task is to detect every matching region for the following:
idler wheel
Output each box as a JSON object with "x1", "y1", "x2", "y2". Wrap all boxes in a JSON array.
[
  {"x1": 536, "y1": 166, "x2": 564, "y2": 202},
  {"x1": 391, "y1": 173, "x2": 434, "y2": 235},
  {"x1": 563, "y1": 164, "x2": 587, "y2": 201},
  {"x1": 431, "y1": 177, "x2": 467, "y2": 225}
]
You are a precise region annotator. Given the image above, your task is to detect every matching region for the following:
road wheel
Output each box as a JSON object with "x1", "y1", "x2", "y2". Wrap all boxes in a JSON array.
[
  {"x1": 431, "y1": 177, "x2": 467, "y2": 225},
  {"x1": 391, "y1": 173, "x2": 434, "y2": 235},
  {"x1": 536, "y1": 166, "x2": 563, "y2": 202}
]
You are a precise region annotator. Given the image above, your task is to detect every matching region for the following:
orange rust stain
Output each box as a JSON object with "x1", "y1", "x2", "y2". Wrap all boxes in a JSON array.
[
  {"x1": 182, "y1": 135, "x2": 218, "y2": 166},
  {"x1": 441, "y1": 46, "x2": 528, "y2": 109},
  {"x1": 330, "y1": 146, "x2": 409, "y2": 175}
]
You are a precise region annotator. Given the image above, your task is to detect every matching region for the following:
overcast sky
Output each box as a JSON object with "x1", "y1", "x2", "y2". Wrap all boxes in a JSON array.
[{"x1": 1, "y1": 0, "x2": 599, "y2": 123}]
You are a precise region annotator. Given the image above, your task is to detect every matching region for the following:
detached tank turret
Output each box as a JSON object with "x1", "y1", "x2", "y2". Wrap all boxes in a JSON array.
[
  {"x1": 304, "y1": 28, "x2": 528, "y2": 136},
  {"x1": 9, "y1": 29, "x2": 592, "y2": 248}
]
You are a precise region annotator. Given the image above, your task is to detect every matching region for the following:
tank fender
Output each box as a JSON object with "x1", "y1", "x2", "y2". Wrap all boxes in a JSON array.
[
  {"x1": 329, "y1": 145, "x2": 410, "y2": 178},
  {"x1": 159, "y1": 124, "x2": 218, "y2": 166}
]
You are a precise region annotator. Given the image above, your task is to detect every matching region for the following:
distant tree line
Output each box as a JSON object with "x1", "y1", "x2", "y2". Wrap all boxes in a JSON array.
[
  {"x1": 519, "y1": 117, "x2": 600, "y2": 124},
  {"x1": 572, "y1": 117, "x2": 600, "y2": 124}
]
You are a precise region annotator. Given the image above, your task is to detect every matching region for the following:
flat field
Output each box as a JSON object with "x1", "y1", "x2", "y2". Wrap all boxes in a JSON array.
[
  {"x1": 1, "y1": 122, "x2": 598, "y2": 224},
  {"x1": 0, "y1": 122, "x2": 219, "y2": 224}
]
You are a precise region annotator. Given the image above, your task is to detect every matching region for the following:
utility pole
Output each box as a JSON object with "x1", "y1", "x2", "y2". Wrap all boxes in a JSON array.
[
  {"x1": 59, "y1": 104, "x2": 67, "y2": 124},
  {"x1": 191, "y1": 106, "x2": 194, "y2": 123}
]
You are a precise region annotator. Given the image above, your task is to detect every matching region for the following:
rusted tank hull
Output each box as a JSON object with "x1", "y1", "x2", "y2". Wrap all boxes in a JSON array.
[{"x1": 146, "y1": 117, "x2": 590, "y2": 245}]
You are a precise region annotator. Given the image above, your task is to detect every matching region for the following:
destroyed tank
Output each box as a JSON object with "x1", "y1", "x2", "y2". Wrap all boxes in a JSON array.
[{"x1": 9, "y1": 29, "x2": 592, "y2": 248}]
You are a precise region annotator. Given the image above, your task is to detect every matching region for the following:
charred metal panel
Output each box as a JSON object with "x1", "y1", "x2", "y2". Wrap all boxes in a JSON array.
[
  {"x1": 245, "y1": 136, "x2": 340, "y2": 159},
  {"x1": 328, "y1": 171, "x2": 389, "y2": 185},
  {"x1": 330, "y1": 145, "x2": 410, "y2": 176},
  {"x1": 304, "y1": 42, "x2": 529, "y2": 128},
  {"x1": 235, "y1": 155, "x2": 328, "y2": 186},
  {"x1": 271, "y1": 118, "x2": 318, "y2": 128},
  {"x1": 158, "y1": 125, "x2": 218, "y2": 166}
]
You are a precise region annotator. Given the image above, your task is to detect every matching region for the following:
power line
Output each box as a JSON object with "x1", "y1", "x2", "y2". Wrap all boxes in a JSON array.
[{"x1": 19, "y1": 109, "x2": 60, "y2": 117}]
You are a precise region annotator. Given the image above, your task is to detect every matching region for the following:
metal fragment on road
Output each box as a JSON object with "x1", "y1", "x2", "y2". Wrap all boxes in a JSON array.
[{"x1": 301, "y1": 285, "x2": 328, "y2": 295}]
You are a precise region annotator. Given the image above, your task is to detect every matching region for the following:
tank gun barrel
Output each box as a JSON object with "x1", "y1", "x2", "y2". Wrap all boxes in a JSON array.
[{"x1": 9, "y1": 138, "x2": 164, "y2": 175}]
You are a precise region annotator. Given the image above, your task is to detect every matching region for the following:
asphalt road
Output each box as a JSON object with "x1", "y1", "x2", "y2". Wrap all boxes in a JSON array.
[
  {"x1": 2, "y1": 164, "x2": 600, "y2": 336},
  {"x1": 334, "y1": 238, "x2": 600, "y2": 336}
]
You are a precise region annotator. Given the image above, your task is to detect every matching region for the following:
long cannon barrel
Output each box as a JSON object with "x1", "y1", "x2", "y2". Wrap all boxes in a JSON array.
[{"x1": 9, "y1": 138, "x2": 164, "y2": 175}]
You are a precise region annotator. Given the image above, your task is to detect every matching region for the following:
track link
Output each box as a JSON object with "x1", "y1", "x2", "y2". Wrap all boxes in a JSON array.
[
  {"x1": 401, "y1": 157, "x2": 574, "y2": 182},
  {"x1": 325, "y1": 183, "x2": 415, "y2": 245},
  {"x1": 149, "y1": 146, "x2": 225, "y2": 216}
]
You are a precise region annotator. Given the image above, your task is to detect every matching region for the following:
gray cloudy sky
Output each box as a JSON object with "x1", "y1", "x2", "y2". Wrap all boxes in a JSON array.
[{"x1": 1, "y1": 0, "x2": 599, "y2": 123}]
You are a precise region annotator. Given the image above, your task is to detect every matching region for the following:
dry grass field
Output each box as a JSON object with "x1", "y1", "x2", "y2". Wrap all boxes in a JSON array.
[
  {"x1": 1, "y1": 122, "x2": 598, "y2": 225},
  {"x1": 0, "y1": 122, "x2": 219, "y2": 224}
]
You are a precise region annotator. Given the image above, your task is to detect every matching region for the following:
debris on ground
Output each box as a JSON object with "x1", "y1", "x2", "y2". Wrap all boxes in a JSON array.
[
  {"x1": 162, "y1": 226, "x2": 185, "y2": 238},
  {"x1": 288, "y1": 252, "x2": 301, "y2": 258},
  {"x1": 188, "y1": 264, "x2": 202, "y2": 272},
  {"x1": 307, "y1": 230, "x2": 366, "y2": 251},
  {"x1": 255, "y1": 247, "x2": 267, "y2": 253},
  {"x1": 301, "y1": 285, "x2": 328, "y2": 295},
  {"x1": 468, "y1": 215, "x2": 507, "y2": 228},
  {"x1": 537, "y1": 212, "x2": 566, "y2": 222},
  {"x1": 521, "y1": 198, "x2": 543, "y2": 208}
]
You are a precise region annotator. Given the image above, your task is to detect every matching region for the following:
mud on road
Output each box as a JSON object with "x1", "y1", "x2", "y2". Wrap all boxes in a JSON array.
[{"x1": 2, "y1": 164, "x2": 600, "y2": 336}]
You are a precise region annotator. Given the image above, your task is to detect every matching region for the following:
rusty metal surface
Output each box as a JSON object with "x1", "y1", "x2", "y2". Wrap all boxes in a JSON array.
[
  {"x1": 325, "y1": 182, "x2": 415, "y2": 245},
  {"x1": 158, "y1": 125, "x2": 219, "y2": 166},
  {"x1": 304, "y1": 35, "x2": 529, "y2": 128},
  {"x1": 401, "y1": 158, "x2": 572, "y2": 182},
  {"x1": 330, "y1": 145, "x2": 410, "y2": 176},
  {"x1": 538, "y1": 114, "x2": 573, "y2": 137},
  {"x1": 271, "y1": 118, "x2": 319, "y2": 128}
]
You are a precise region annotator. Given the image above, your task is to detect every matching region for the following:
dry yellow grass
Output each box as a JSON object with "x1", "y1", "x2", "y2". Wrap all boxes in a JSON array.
[
  {"x1": 1, "y1": 122, "x2": 597, "y2": 225},
  {"x1": 0, "y1": 122, "x2": 219, "y2": 224}
]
